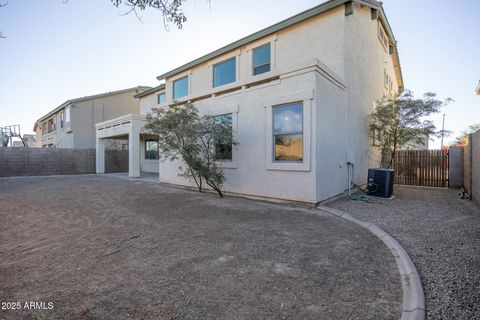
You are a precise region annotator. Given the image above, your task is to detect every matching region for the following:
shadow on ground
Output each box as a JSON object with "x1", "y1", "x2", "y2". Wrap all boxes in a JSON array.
[{"x1": 1, "y1": 175, "x2": 401, "y2": 319}]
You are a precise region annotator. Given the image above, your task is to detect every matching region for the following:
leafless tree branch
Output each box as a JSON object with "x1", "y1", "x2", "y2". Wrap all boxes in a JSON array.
[{"x1": 0, "y1": 1, "x2": 7, "y2": 38}]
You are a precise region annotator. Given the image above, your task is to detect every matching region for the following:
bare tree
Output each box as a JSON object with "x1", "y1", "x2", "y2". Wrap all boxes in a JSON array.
[
  {"x1": 110, "y1": 0, "x2": 187, "y2": 29},
  {"x1": 0, "y1": 1, "x2": 7, "y2": 39}
]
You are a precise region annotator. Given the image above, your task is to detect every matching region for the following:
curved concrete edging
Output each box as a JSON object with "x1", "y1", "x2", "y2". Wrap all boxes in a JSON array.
[{"x1": 317, "y1": 206, "x2": 425, "y2": 320}]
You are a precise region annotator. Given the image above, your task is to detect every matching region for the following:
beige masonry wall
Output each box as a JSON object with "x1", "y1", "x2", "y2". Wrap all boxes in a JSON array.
[{"x1": 0, "y1": 148, "x2": 95, "y2": 177}]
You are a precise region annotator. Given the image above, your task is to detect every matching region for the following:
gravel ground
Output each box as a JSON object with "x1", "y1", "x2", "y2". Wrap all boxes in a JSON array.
[
  {"x1": 329, "y1": 185, "x2": 480, "y2": 320},
  {"x1": 0, "y1": 175, "x2": 401, "y2": 320}
]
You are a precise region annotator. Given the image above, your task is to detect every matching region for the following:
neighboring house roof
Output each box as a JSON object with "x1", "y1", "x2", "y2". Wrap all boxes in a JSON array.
[
  {"x1": 133, "y1": 84, "x2": 166, "y2": 99},
  {"x1": 156, "y1": 0, "x2": 404, "y2": 91},
  {"x1": 476, "y1": 81, "x2": 480, "y2": 95},
  {"x1": 33, "y1": 86, "x2": 151, "y2": 130}
]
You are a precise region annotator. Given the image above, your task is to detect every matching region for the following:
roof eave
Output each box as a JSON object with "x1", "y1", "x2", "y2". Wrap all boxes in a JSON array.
[
  {"x1": 154, "y1": 0, "x2": 404, "y2": 92},
  {"x1": 156, "y1": 0, "x2": 346, "y2": 80},
  {"x1": 134, "y1": 84, "x2": 166, "y2": 99},
  {"x1": 35, "y1": 86, "x2": 151, "y2": 123}
]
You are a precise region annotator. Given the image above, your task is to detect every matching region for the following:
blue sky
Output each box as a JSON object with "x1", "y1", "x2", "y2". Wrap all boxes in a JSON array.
[{"x1": 0, "y1": 0, "x2": 478, "y2": 147}]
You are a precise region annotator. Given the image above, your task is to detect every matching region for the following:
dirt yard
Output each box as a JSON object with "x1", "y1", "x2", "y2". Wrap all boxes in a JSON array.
[{"x1": 0, "y1": 175, "x2": 401, "y2": 320}]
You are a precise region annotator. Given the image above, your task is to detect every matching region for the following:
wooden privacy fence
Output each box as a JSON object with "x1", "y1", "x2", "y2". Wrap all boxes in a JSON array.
[{"x1": 394, "y1": 149, "x2": 449, "y2": 187}]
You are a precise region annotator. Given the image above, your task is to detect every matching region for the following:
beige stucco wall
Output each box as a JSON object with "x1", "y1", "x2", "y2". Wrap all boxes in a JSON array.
[
  {"x1": 161, "y1": 6, "x2": 345, "y2": 106},
  {"x1": 139, "y1": 91, "x2": 162, "y2": 116},
  {"x1": 140, "y1": 3, "x2": 401, "y2": 203},
  {"x1": 342, "y1": 3, "x2": 399, "y2": 186}
]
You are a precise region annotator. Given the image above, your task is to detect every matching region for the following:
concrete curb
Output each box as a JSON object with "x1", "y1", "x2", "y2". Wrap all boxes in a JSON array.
[{"x1": 317, "y1": 206, "x2": 425, "y2": 320}]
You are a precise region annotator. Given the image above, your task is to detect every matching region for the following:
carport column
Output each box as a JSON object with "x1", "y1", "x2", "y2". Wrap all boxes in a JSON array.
[
  {"x1": 96, "y1": 137, "x2": 105, "y2": 174},
  {"x1": 128, "y1": 122, "x2": 141, "y2": 178}
]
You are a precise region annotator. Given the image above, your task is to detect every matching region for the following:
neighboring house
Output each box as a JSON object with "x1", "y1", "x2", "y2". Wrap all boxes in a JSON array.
[
  {"x1": 96, "y1": 0, "x2": 403, "y2": 203},
  {"x1": 34, "y1": 86, "x2": 150, "y2": 149},
  {"x1": 12, "y1": 134, "x2": 36, "y2": 147}
]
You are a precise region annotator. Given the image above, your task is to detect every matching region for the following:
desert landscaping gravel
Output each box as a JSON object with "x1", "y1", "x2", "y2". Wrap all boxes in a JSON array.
[
  {"x1": 0, "y1": 175, "x2": 402, "y2": 320},
  {"x1": 329, "y1": 185, "x2": 480, "y2": 320}
]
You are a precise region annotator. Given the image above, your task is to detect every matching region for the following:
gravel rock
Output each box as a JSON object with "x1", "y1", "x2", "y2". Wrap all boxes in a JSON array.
[{"x1": 329, "y1": 186, "x2": 480, "y2": 320}]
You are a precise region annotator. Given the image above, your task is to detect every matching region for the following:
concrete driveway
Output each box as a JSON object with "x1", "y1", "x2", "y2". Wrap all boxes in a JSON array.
[{"x1": 0, "y1": 175, "x2": 401, "y2": 319}]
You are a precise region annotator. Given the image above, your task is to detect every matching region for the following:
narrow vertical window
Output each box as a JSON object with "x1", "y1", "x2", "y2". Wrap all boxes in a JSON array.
[
  {"x1": 60, "y1": 111, "x2": 64, "y2": 129},
  {"x1": 65, "y1": 107, "x2": 71, "y2": 123},
  {"x1": 173, "y1": 76, "x2": 189, "y2": 100},
  {"x1": 213, "y1": 58, "x2": 236, "y2": 87},
  {"x1": 157, "y1": 93, "x2": 166, "y2": 104},
  {"x1": 214, "y1": 113, "x2": 233, "y2": 161},
  {"x1": 273, "y1": 102, "x2": 303, "y2": 162},
  {"x1": 253, "y1": 43, "x2": 271, "y2": 75},
  {"x1": 47, "y1": 118, "x2": 55, "y2": 133}
]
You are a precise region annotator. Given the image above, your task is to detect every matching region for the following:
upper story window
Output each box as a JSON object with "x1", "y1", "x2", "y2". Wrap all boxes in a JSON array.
[
  {"x1": 47, "y1": 118, "x2": 55, "y2": 133},
  {"x1": 59, "y1": 111, "x2": 64, "y2": 129},
  {"x1": 42, "y1": 122, "x2": 47, "y2": 133},
  {"x1": 157, "y1": 93, "x2": 166, "y2": 104},
  {"x1": 65, "y1": 106, "x2": 71, "y2": 123},
  {"x1": 173, "y1": 76, "x2": 189, "y2": 100},
  {"x1": 253, "y1": 43, "x2": 271, "y2": 75},
  {"x1": 213, "y1": 57, "x2": 236, "y2": 87},
  {"x1": 378, "y1": 22, "x2": 388, "y2": 50},
  {"x1": 214, "y1": 113, "x2": 233, "y2": 161},
  {"x1": 273, "y1": 102, "x2": 303, "y2": 162},
  {"x1": 145, "y1": 140, "x2": 159, "y2": 160}
]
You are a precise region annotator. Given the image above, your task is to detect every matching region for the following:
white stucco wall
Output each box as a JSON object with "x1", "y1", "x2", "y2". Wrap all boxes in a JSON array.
[
  {"x1": 139, "y1": 3, "x2": 401, "y2": 203},
  {"x1": 158, "y1": 72, "x2": 321, "y2": 203},
  {"x1": 343, "y1": 3, "x2": 400, "y2": 187}
]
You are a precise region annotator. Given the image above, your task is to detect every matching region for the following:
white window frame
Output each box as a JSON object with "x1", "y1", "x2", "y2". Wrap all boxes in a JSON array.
[
  {"x1": 208, "y1": 50, "x2": 240, "y2": 90},
  {"x1": 65, "y1": 106, "x2": 71, "y2": 123},
  {"x1": 59, "y1": 111, "x2": 64, "y2": 130},
  {"x1": 157, "y1": 92, "x2": 166, "y2": 105},
  {"x1": 212, "y1": 57, "x2": 237, "y2": 88},
  {"x1": 169, "y1": 71, "x2": 192, "y2": 102},
  {"x1": 203, "y1": 104, "x2": 239, "y2": 169},
  {"x1": 264, "y1": 90, "x2": 313, "y2": 171},
  {"x1": 246, "y1": 34, "x2": 277, "y2": 80},
  {"x1": 252, "y1": 43, "x2": 272, "y2": 76}
]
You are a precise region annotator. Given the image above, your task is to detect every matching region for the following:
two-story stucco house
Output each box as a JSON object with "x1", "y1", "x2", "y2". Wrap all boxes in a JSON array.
[
  {"x1": 96, "y1": 0, "x2": 403, "y2": 203},
  {"x1": 34, "y1": 86, "x2": 150, "y2": 149}
]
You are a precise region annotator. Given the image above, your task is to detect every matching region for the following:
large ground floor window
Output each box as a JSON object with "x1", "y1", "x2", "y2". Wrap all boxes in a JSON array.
[
  {"x1": 145, "y1": 140, "x2": 159, "y2": 160},
  {"x1": 273, "y1": 102, "x2": 303, "y2": 162},
  {"x1": 214, "y1": 113, "x2": 233, "y2": 161}
]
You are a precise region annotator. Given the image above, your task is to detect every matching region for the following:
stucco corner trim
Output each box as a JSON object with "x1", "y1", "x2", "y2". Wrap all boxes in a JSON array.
[{"x1": 313, "y1": 58, "x2": 347, "y2": 90}]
